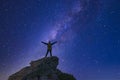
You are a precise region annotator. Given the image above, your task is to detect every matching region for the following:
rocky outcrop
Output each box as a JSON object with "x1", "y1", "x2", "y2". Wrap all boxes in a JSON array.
[{"x1": 8, "y1": 56, "x2": 76, "y2": 80}]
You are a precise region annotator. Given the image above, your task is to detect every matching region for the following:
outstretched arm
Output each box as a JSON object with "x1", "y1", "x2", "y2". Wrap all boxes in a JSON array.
[
  {"x1": 52, "y1": 41, "x2": 57, "y2": 45},
  {"x1": 41, "y1": 41, "x2": 48, "y2": 45}
]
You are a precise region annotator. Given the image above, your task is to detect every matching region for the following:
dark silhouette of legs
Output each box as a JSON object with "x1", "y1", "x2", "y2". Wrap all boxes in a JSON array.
[
  {"x1": 50, "y1": 50, "x2": 52, "y2": 57},
  {"x1": 45, "y1": 50, "x2": 49, "y2": 57},
  {"x1": 45, "y1": 49, "x2": 52, "y2": 57}
]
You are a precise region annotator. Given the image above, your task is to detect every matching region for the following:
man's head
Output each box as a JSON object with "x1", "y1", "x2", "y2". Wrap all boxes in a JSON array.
[{"x1": 48, "y1": 41, "x2": 51, "y2": 44}]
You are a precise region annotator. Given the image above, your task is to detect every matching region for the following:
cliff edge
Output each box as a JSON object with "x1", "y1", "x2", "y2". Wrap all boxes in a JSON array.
[{"x1": 8, "y1": 56, "x2": 76, "y2": 80}]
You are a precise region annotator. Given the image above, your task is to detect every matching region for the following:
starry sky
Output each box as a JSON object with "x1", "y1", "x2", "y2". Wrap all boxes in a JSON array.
[{"x1": 0, "y1": 0, "x2": 120, "y2": 80}]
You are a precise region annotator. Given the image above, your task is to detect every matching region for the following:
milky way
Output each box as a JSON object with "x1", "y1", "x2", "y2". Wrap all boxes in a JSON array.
[
  {"x1": 0, "y1": 0, "x2": 120, "y2": 80},
  {"x1": 41, "y1": 0, "x2": 101, "y2": 55}
]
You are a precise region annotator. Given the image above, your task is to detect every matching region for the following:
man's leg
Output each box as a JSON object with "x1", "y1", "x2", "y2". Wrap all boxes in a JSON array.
[
  {"x1": 45, "y1": 50, "x2": 49, "y2": 57},
  {"x1": 50, "y1": 49, "x2": 52, "y2": 57}
]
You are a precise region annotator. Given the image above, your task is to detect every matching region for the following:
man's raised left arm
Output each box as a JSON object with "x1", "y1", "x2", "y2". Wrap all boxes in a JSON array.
[{"x1": 52, "y1": 41, "x2": 57, "y2": 45}]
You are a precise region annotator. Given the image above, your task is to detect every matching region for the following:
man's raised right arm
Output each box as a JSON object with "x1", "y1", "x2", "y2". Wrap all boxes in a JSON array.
[{"x1": 41, "y1": 41, "x2": 48, "y2": 45}]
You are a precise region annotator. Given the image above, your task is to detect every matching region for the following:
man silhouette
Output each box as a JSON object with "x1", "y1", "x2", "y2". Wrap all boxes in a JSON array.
[{"x1": 41, "y1": 41, "x2": 57, "y2": 57}]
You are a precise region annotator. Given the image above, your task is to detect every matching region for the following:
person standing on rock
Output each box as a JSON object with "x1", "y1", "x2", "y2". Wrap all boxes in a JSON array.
[{"x1": 41, "y1": 41, "x2": 57, "y2": 57}]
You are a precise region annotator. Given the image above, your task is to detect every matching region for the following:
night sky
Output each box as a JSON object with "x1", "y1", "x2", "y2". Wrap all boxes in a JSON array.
[{"x1": 0, "y1": 0, "x2": 120, "y2": 80}]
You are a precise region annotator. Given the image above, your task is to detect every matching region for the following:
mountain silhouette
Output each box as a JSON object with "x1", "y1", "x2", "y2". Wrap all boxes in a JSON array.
[{"x1": 8, "y1": 56, "x2": 76, "y2": 80}]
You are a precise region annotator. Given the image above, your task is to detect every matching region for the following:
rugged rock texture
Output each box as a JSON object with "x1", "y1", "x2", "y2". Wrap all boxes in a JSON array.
[{"x1": 8, "y1": 56, "x2": 76, "y2": 80}]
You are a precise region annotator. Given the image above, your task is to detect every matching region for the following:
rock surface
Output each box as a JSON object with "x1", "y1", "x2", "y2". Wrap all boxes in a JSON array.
[{"x1": 8, "y1": 56, "x2": 76, "y2": 80}]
